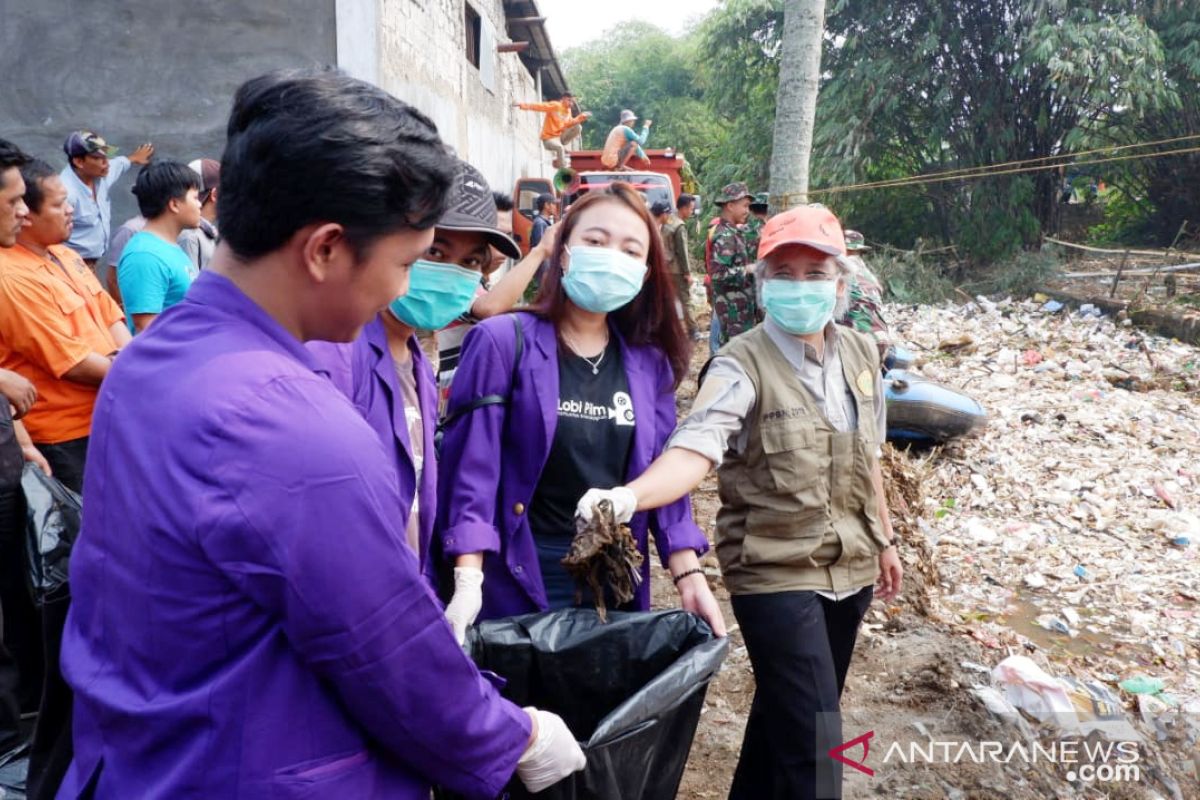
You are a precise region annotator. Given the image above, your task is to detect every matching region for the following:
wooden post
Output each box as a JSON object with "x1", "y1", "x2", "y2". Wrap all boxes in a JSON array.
[{"x1": 1110, "y1": 249, "x2": 1129, "y2": 299}]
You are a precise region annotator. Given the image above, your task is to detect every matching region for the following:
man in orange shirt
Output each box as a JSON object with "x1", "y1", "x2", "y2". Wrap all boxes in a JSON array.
[
  {"x1": 0, "y1": 159, "x2": 130, "y2": 493},
  {"x1": 514, "y1": 91, "x2": 590, "y2": 168}
]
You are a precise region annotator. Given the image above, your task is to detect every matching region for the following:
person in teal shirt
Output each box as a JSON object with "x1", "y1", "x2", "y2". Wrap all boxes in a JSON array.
[
  {"x1": 117, "y1": 161, "x2": 202, "y2": 333},
  {"x1": 601, "y1": 109, "x2": 652, "y2": 170}
]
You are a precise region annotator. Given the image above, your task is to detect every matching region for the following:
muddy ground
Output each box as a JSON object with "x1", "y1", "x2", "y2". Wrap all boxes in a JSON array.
[{"x1": 664, "y1": 315, "x2": 1197, "y2": 800}]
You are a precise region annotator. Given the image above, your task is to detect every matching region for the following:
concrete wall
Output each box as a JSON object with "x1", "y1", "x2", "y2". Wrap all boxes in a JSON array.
[
  {"x1": 376, "y1": 0, "x2": 550, "y2": 199},
  {"x1": 0, "y1": 0, "x2": 553, "y2": 237},
  {"x1": 0, "y1": 0, "x2": 338, "y2": 229}
]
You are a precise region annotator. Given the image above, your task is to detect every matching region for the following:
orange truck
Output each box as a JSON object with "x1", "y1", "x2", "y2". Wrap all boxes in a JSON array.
[{"x1": 510, "y1": 148, "x2": 690, "y2": 257}]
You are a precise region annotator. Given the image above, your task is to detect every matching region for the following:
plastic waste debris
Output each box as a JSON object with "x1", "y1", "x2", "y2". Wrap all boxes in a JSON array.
[{"x1": 1118, "y1": 676, "x2": 1166, "y2": 696}]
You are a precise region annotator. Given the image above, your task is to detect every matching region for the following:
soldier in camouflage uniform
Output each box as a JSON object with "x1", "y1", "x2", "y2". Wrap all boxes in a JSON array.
[
  {"x1": 706, "y1": 182, "x2": 757, "y2": 347},
  {"x1": 746, "y1": 192, "x2": 768, "y2": 237},
  {"x1": 837, "y1": 229, "x2": 892, "y2": 358}
]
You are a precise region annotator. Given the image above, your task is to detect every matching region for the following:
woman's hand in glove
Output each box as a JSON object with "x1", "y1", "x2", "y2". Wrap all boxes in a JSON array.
[
  {"x1": 444, "y1": 566, "x2": 484, "y2": 645},
  {"x1": 574, "y1": 486, "x2": 638, "y2": 525}
]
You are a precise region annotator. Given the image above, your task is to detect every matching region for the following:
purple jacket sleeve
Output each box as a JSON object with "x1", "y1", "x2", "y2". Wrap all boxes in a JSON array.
[
  {"x1": 646, "y1": 354, "x2": 710, "y2": 565},
  {"x1": 199, "y1": 376, "x2": 530, "y2": 798},
  {"x1": 437, "y1": 321, "x2": 511, "y2": 557}
]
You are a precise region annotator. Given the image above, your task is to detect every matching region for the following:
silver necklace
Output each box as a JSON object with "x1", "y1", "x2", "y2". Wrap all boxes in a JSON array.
[{"x1": 563, "y1": 331, "x2": 609, "y2": 375}]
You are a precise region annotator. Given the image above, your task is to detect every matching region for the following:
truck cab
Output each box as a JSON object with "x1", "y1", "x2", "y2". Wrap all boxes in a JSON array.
[{"x1": 560, "y1": 171, "x2": 675, "y2": 213}]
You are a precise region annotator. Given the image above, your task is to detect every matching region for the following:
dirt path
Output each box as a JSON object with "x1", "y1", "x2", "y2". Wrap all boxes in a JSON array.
[{"x1": 668, "y1": 308, "x2": 1198, "y2": 799}]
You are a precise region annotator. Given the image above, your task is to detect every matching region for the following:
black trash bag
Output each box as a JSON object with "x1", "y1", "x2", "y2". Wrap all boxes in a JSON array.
[
  {"x1": 441, "y1": 608, "x2": 727, "y2": 800},
  {"x1": 0, "y1": 739, "x2": 30, "y2": 798},
  {"x1": 21, "y1": 464, "x2": 81, "y2": 606}
]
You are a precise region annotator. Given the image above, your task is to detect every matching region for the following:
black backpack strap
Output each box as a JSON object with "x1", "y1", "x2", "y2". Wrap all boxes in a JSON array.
[
  {"x1": 438, "y1": 314, "x2": 524, "y2": 433},
  {"x1": 696, "y1": 355, "x2": 715, "y2": 388}
]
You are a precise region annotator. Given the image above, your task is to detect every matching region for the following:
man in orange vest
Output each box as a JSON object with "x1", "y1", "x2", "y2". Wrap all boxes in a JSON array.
[{"x1": 515, "y1": 92, "x2": 591, "y2": 169}]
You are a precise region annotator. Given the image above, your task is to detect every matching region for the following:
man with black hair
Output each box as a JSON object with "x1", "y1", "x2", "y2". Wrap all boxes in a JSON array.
[
  {"x1": 677, "y1": 192, "x2": 696, "y2": 222},
  {"x1": 488, "y1": 191, "x2": 515, "y2": 283},
  {"x1": 58, "y1": 69, "x2": 584, "y2": 799},
  {"x1": 530, "y1": 192, "x2": 556, "y2": 249},
  {"x1": 0, "y1": 159, "x2": 129, "y2": 490},
  {"x1": 515, "y1": 91, "x2": 590, "y2": 169},
  {"x1": 0, "y1": 136, "x2": 47, "y2": 761},
  {"x1": 653, "y1": 199, "x2": 698, "y2": 338},
  {"x1": 59, "y1": 131, "x2": 153, "y2": 266},
  {"x1": 0, "y1": 155, "x2": 130, "y2": 799},
  {"x1": 116, "y1": 161, "x2": 202, "y2": 333}
]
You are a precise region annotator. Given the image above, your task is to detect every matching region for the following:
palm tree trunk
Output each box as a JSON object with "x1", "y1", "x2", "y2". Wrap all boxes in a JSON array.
[{"x1": 769, "y1": 0, "x2": 827, "y2": 212}]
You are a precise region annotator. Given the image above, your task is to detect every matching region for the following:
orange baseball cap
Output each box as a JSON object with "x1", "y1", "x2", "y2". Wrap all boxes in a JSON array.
[{"x1": 757, "y1": 205, "x2": 846, "y2": 260}]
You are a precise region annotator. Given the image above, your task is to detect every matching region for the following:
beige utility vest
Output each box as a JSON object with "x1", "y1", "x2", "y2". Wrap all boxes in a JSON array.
[{"x1": 715, "y1": 325, "x2": 887, "y2": 595}]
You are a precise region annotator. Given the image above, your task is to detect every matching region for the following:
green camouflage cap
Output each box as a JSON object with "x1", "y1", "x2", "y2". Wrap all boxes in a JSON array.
[
  {"x1": 844, "y1": 229, "x2": 870, "y2": 251},
  {"x1": 749, "y1": 192, "x2": 769, "y2": 209},
  {"x1": 715, "y1": 181, "x2": 751, "y2": 205}
]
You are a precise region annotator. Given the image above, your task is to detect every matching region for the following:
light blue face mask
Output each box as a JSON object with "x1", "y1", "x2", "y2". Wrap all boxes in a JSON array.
[
  {"x1": 761, "y1": 278, "x2": 838, "y2": 335},
  {"x1": 561, "y1": 245, "x2": 648, "y2": 313},
  {"x1": 387, "y1": 259, "x2": 481, "y2": 331}
]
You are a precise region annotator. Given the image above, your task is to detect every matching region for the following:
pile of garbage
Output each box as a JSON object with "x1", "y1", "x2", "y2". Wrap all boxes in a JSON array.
[{"x1": 887, "y1": 296, "x2": 1200, "y2": 728}]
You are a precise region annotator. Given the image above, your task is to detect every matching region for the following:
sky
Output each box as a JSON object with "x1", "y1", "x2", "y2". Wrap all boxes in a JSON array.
[{"x1": 537, "y1": 0, "x2": 722, "y2": 53}]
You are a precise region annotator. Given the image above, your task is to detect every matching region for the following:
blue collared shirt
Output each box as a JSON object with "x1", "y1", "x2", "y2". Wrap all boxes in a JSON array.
[{"x1": 60, "y1": 156, "x2": 132, "y2": 260}]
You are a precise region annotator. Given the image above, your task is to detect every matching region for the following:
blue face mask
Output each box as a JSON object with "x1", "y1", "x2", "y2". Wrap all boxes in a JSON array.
[
  {"x1": 387, "y1": 259, "x2": 481, "y2": 331},
  {"x1": 561, "y1": 245, "x2": 647, "y2": 313},
  {"x1": 761, "y1": 278, "x2": 838, "y2": 335}
]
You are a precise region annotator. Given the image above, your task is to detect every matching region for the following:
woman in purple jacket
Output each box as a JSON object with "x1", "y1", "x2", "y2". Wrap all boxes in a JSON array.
[{"x1": 436, "y1": 183, "x2": 726, "y2": 641}]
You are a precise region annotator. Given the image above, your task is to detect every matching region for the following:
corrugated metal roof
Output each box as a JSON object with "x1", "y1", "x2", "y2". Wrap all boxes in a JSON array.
[{"x1": 502, "y1": 0, "x2": 569, "y2": 99}]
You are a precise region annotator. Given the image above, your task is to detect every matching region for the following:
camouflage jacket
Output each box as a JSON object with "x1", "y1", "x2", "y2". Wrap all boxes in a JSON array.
[{"x1": 706, "y1": 219, "x2": 753, "y2": 284}]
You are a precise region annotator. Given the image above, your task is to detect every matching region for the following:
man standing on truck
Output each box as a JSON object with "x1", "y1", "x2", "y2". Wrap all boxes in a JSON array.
[
  {"x1": 707, "y1": 182, "x2": 757, "y2": 348},
  {"x1": 515, "y1": 92, "x2": 591, "y2": 169},
  {"x1": 601, "y1": 110, "x2": 651, "y2": 171}
]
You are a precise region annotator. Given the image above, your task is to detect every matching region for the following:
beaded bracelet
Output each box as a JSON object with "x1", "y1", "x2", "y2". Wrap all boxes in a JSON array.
[{"x1": 672, "y1": 567, "x2": 705, "y2": 585}]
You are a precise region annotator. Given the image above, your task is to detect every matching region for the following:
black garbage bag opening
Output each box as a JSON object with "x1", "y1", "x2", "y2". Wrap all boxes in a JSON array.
[
  {"x1": 441, "y1": 607, "x2": 727, "y2": 800},
  {"x1": 22, "y1": 464, "x2": 81, "y2": 606}
]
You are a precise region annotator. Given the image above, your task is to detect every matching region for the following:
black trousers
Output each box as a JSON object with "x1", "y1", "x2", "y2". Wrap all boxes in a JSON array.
[
  {"x1": 728, "y1": 587, "x2": 874, "y2": 800},
  {"x1": 27, "y1": 437, "x2": 87, "y2": 799},
  {"x1": 0, "y1": 597, "x2": 19, "y2": 753},
  {"x1": 0, "y1": 485, "x2": 42, "y2": 716},
  {"x1": 35, "y1": 438, "x2": 87, "y2": 494}
]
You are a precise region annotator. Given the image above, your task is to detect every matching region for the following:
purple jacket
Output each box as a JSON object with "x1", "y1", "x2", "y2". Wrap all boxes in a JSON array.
[
  {"x1": 307, "y1": 316, "x2": 438, "y2": 581},
  {"x1": 59, "y1": 272, "x2": 530, "y2": 799},
  {"x1": 437, "y1": 311, "x2": 709, "y2": 620}
]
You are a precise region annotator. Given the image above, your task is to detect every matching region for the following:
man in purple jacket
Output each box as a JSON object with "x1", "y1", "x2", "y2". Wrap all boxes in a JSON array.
[{"x1": 57, "y1": 70, "x2": 583, "y2": 799}]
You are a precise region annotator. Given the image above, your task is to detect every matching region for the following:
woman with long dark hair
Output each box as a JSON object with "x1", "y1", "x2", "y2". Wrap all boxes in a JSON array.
[{"x1": 435, "y1": 183, "x2": 726, "y2": 640}]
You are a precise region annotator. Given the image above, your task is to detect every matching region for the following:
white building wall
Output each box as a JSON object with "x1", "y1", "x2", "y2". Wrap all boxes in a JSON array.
[{"x1": 336, "y1": 0, "x2": 551, "y2": 198}]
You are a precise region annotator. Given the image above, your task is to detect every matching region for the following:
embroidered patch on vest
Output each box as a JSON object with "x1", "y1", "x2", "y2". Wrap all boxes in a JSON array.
[{"x1": 856, "y1": 369, "x2": 874, "y2": 396}]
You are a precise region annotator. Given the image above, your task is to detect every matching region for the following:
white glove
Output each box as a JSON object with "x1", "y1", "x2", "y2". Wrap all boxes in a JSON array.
[
  {"x1": 444, "y1": 567, "x2": 483, "y2": 645},
  {"x1": 575, "y1": 486, "x2": 638, "y2": 525},
  {"x1": 517, "y1": 708, "x2": 586, "y2": 793}
]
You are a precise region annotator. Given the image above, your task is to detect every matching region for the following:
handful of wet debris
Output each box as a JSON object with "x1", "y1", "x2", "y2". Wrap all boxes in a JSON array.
[{"x1": 563, "y1": 499, "x2": 644, "y2": 622}]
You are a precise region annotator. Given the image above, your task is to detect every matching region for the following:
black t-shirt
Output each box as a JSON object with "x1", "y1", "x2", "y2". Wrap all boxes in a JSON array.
[{"x1": 529, "y1": 339, "x2": 635, "y2": 607}]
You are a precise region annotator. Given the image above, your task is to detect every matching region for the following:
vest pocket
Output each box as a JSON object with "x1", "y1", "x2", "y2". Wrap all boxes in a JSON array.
[
  {"x1": 741, "y1": 507, "x2": 826, "y2": 566},
  {"x1": 759, "y1": 423, "x2": 816, "y2": 494}
]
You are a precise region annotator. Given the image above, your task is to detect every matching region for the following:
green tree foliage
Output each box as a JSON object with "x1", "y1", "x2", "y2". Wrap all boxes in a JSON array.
[
  {"x1": 560, "y1": 6, "x2": 784, "y2": 202},
  {"x1": 1082, "y1": 3, "x2": 1200, "y2": 245},
  {"x1": 560, "y1": 22, "x2": 724, "y2": 175},
  {"x1": 560, "y1": 0, "x2": 1186, "y2": 266},
  {"x1": 817, "y1": 0, "x2": 1173, "y2": 263}
]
